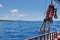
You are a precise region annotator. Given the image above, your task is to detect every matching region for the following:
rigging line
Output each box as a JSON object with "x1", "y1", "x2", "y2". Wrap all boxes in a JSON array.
[
  {"x1": 51, "y1": 0, "x2": 53, "y2": 4},
  {"x1": 54, "y1": 0, "x2": 57, "y2": 9},
  {"x1": 43, "y1": 0, "x2": 47, "y2": 17}
]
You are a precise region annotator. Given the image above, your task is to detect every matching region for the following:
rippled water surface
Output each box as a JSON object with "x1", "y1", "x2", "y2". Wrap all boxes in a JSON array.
[{"x1": 0, "y1": 21, "x2": 60, "y2": 40}]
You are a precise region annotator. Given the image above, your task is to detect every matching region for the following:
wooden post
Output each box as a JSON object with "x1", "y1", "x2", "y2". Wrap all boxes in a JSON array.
[
  {"x1": 54, "y1": 32, "x2": 57, "y2": 38},
  {"x1": 35, "y1": 37, "x2": 38, "y2": 40},
  {"x1": 47, "y1": 34, "x2": 49, "y2": 40},
  {"x1": 28, "y1": 39, "x2": 32, "y2": 40},
  {"x1": 40, "y1": 36, "x2": 42, "y2": 40},
  {"x1": 50, "y1": 33, "x2": 51, "y2": 40},
  {"x1": 54, "y1": 32, "x2": 56, "y2": 38},
  {"x1": 56, "y1": 32, "x2": 57, "y2": 38},
  {"x1": 44, "y1": 35, "x2": 46, "y2": 40},
  {"x1": 59, "y1": 30, "x2": 60, "y2": 35},
  {"x1": 52, "y1": 33, "x2": 53, "y2": 40}
]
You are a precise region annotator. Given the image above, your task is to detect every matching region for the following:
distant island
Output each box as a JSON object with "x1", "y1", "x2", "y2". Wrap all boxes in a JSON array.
[{"x1": 0, "y1": 20, "x2": 17, "y2": 22}]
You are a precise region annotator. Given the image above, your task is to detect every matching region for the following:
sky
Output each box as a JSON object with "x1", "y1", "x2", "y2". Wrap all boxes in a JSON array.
[{"x1": 0, "y1": 0, "x2": 60, "y2": 21}]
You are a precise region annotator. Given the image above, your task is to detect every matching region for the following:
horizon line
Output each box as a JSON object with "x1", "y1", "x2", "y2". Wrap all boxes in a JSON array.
[{"x1": 0, "y1": 20, "x2": 60, "y2": 22}]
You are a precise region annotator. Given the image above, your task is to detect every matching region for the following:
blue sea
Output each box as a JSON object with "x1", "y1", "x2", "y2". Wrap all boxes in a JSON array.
[{"x1": 0, "y1": 21, "x2": 60, "y2": 40}]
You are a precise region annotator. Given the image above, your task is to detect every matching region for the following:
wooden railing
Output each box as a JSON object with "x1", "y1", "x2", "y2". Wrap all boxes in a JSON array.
[{"x1": 26, "y1": 31, "x2": 60, "y2": 40}]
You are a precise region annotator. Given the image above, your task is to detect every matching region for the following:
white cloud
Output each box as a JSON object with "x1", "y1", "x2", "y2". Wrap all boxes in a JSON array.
[
  {"x1": 0, "y1": 9, "x2": 24, "y2": 20},
  {"x1": 0, "y1": 4, "x2": 3, "y2": 8},
  {"x1": 10, "y1": 9, "x2": 24, "y2": 17},
  {"x1": 11, "y1": 9, "x2": 18, "y2": 13},
  {"x1": 18, "y1": 14, "x2": 24, "y2": 17},
  {"x1": 10, "y1": 9, "x2": 19, "y2": 16}
]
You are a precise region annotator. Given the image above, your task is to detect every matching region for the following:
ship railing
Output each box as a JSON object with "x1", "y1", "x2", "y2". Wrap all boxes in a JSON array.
[{"x1": 26, "y1": 31, "x2": 60, "y2": 40}]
